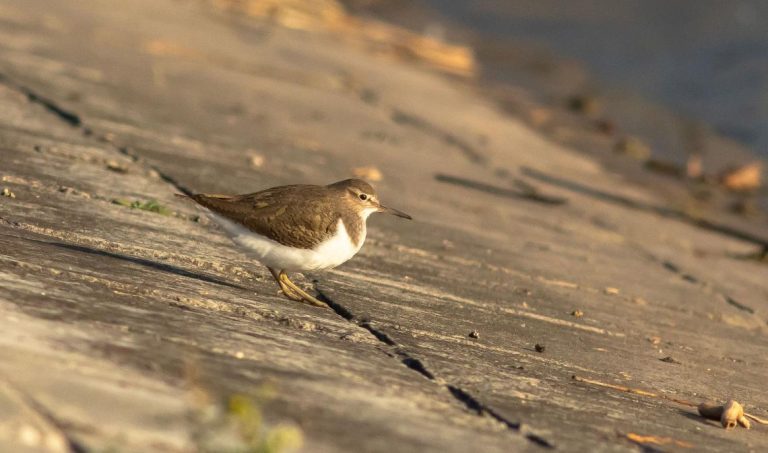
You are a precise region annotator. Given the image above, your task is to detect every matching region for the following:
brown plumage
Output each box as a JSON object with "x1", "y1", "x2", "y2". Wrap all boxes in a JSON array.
[
  {"x1": 183, "y1": 179, "x2": 404, "y2": 249},
  {"x1": 190, "y1": 185, "x2": 350, "y2": 249}
]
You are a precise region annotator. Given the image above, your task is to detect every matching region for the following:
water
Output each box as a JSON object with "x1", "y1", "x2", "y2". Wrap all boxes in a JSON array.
[{"x1": 422, "y1": 0, "x2": 768, "y2": 157}]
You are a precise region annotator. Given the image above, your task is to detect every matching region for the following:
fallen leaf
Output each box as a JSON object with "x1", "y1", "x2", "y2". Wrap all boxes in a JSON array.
[
  {"x1": 352, "y1": 166, "x2": 383, "y2": 182},
  {"x1": 719, "y1": 162, "x2": 762, "y2": 192},
  {"x1": 528, "y1": 108, "x2": 552, "y2": 126},
  {"x1": 105, "y1": 160, "x2": 128, "y2": 173},
  {"x1": 249, "y1": 154, "x2": 265, "y2": 168},
  {"x1": 633, "y1": 297, "x2": 649, "y2": 306}
]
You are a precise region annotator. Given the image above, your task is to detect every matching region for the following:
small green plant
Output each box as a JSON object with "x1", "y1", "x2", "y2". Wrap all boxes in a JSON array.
[
  {"x1": 190, "y1": 383, "x2": 303, "y2": 453},
  {"x1": 227, "y1": 394, "x2": 303, "y2": 453}
]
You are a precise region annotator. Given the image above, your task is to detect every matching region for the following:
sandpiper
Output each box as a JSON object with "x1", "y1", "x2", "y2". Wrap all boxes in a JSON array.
[{"x1": 181, "y1": 179, "x2": 411, "y2": 307}]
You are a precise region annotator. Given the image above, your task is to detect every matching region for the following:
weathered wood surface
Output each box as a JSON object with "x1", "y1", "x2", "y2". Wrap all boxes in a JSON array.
[{"x1": 0, "y1": 0, "x2": 767, "y2": 451}]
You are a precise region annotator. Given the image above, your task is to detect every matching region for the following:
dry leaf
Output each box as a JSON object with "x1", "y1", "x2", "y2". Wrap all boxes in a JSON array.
[
  {"x1": 528, "y1": 108, "x2": 552, "y2": 126},
  {"x1": 719, "y1": 162, "x2": 762, "y2": 192},
  {"x1": 249, "y1": 154, "x2": 265, "y2": 168},
  {"x1": 352, "y1": 166, "x2": 382, "y2": 181}
]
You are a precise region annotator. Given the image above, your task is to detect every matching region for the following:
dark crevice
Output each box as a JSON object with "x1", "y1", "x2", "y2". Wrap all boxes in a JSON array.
[
  {"x1": 317, "y1": 288, "x2": 400, "y2": 347},
  {"x1": 315, "y1": 288, "x2": 356, "y2": 321},
  {"x1": 681, "y1": 273, "x2": 698, "y2": 283},
  {"x1": 448, "y1": 386, "x2": 554, "y2": 448},
  {"x1": 647, "y1": 251, "x2": 757, "y2": 315},
  {"x1": 660, "y1": 259, "x2": 701, "y2": 287},
  {"x1": 662, "y1": 261, "x2": 680, "y2": 273},
  {"x1": 725, "y1": 296, "x2": 755, "y2": 314},
  {"x1": 0, "y1": 74, "x2": 195, "y2": 199},
  {"x1": 362, "y1": 323, "x2": 398, "y2": 346},
  {"x1": 447, "y1": 385, "x2": 486, "y2": 415},
  {"x1": 25, "y1": 90, "x2": 82, "y2": 126},
  {"x1": 0, "y1": 77, "x2": 247, "y2": 291},
  {"x1": 117, "y1": 146, "x2": 195, "y2": 197},
  {"x1": 315, "y1": 287, "x2": 552, "y2": 448},
  {"x1": 664, "y1": 261, "x2": 699, "y2": 284},
  {"x1": 0, "y1": 74, "x2": 81, "y2": 127},
  {"x1": 523, "y1": 433, "x2": 555, "y2": 449},
  {"x1": 436, "y1": 173, "x2": 567, "y2": 205},
  {"x1": 400, "y1": 356, "x2": 436, "y2": 380},
  {"x1": 391, "y1": 109, "x2": 487, "y2": 165},
  {"x1": 523, "y1": 166, "x2": 768, "y2": 249}
]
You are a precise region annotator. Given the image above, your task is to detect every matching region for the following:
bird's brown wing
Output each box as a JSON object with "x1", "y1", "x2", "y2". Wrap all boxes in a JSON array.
[{"x1": 189, "y1": 185, "x2": 340, "y2": 248}]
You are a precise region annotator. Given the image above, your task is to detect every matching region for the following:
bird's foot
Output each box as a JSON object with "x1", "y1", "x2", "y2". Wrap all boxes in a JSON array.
[
  {"x1": 267, "y1": 267, "x2": 328, "y2": 308},
  {"x1": 279, "y1": 272, "x2": 328, "y2": 308},
  {"x1": 278, "y1": 283, "x2": 302, "y2": 301}
]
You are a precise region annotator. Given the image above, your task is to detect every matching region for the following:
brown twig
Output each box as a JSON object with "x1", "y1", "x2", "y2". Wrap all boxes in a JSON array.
[{"x1": 571, "y1": 375, "x2": 697, "y2": 407}]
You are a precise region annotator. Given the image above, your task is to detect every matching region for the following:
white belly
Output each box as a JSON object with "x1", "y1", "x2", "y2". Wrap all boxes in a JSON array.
[{"x1": 210, "y1": 214, "x2": 364, "y2": 271}]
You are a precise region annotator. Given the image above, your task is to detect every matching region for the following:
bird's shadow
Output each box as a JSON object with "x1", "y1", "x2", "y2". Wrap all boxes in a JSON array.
[
  {"x1": 677, "y1": 408, "x2": 717, "y2": 427},
  {"x1": 26, "y1": 237, "x2": 248, "y2": 291}
]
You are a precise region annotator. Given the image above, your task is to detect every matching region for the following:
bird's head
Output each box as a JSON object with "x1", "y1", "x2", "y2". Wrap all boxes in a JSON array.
[{"x1": 329, "y1": 179, "x2": 412, "y2": 220}]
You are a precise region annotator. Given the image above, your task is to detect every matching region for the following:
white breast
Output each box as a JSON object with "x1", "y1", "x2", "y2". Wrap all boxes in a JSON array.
[{"x1": 210, "y1": 213, "x2": 365, "y2": 272}]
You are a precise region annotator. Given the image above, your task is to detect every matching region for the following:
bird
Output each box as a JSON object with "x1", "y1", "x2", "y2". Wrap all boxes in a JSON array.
[{"x1": 179, "y1": 178, "x2": 411, "y2": 307}]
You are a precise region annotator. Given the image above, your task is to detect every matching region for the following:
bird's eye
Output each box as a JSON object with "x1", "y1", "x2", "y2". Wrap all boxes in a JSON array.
[{"x1": 359, "y1": 194, "x2": 368, "y2": 201}]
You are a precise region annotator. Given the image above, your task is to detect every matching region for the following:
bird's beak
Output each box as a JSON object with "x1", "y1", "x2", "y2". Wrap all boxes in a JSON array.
[{"x1": 377, "y1": 204, "x2": 412, "y2": 220}]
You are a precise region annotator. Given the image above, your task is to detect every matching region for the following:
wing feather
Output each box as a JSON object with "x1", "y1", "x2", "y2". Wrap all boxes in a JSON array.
[{"x1": 190, "y1": 185, "x2": 339, "y2": 248}]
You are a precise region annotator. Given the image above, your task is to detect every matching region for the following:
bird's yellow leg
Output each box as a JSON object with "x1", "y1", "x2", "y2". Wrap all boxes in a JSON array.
[
  {"x1": 267, "y1": 267, "x2": 302, "y2": 301},
  {"x1": 279, "y1": 271, "x2": 328, "y2": 308}
]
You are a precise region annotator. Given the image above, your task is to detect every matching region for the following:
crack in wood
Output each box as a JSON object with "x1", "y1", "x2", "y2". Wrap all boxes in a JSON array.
[
  {"x1": 645, "y1": 250, "x2": 758, "y2": 315},
  {"x1": 315, "y1": 287, "x2": 554, "y2": 449},
  {"x1": 0, "y1": 73, "x2": 195, "y2": 201},
  {"x1": 523, "y1": 166, "x2": 768, "y2": 249}
]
